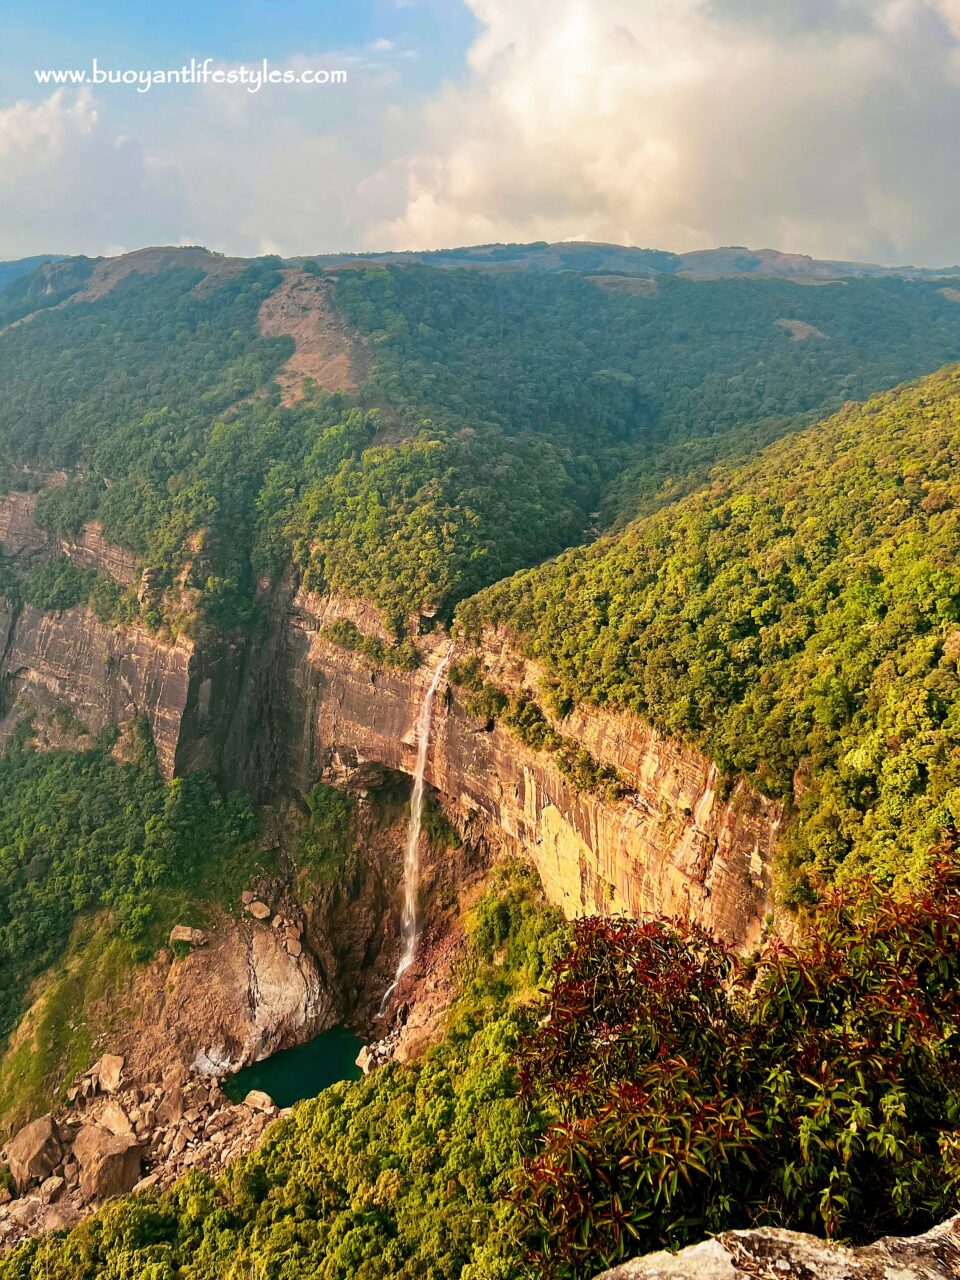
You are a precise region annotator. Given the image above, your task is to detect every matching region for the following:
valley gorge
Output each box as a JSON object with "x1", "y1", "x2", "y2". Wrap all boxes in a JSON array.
[
  {"x1": 0, "y1": 492, "x2": 779, "y2": 957},
  {"x1": 0, "y1": 487, "x2": 781, "y2": 1245},
  {"x1": 3, "y1": 244, "x2": 960, "y2": 1278}
]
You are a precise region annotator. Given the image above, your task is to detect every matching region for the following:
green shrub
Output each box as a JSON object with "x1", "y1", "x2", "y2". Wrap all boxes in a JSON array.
[
  {"x1": 0, "y1": 866, "x2": 567, "y2": 1280},
  {"x1": 20, "y1": 557, "x2": 94, "y2": 612},
  {"x1": 322, "y1": 619, "x2": 421, "y2": 670}
]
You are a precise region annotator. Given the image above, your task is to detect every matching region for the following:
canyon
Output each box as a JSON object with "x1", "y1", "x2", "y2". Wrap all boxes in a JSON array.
[
  {"x1": 0, "y1": 492, "x2": 780, "y2": 952},
  {"x1": 0, "y1": 489, "x2": 781, "y2": 1159}
]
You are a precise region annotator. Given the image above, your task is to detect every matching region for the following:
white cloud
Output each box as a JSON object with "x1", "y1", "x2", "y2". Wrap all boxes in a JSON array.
[
  {"x1": 0, "y1": 89, "x2": 186, "y2": 257},
  {"x1": 1, "y1": 8, "x2": 959, "y2": 265},
  {"x1": 368, "y1": 0, "x2": 960, "y2": 265}
]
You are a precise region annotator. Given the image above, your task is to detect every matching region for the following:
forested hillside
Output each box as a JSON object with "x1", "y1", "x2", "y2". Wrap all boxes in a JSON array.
[
  {"x1": 3, "y1": 249, "x2": 960, "y2": 1276},
  {"x1": 3, "y1": 253, "x2": 960, "y2": 631},
  {"x1": 6, "y1": 851, "x2": 960, "y2": 1279},
  {"x1": 459, "y1": 366, "x2": 960, "y2": 898}
]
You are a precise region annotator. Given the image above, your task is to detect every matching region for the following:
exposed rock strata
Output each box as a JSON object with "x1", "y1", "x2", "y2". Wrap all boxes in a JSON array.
[
  {"x1": 0, "y1": 561, "x2": 780, "y2": 946},
  {"x1": 226, "y1": 590, "x2": 778, "y2": 947},
  {"x1": 0, "y1": 481, "x2": 781, "y2": 947},
  {"x1": 0, "y1": 491, "x2": 136, "y2": 583},
  {"x1": 0, "y1": 599, "x2": 196, "y2": 779},
  {"x1": 56, "y1": 521, "x2": 137, "y2": 586}
]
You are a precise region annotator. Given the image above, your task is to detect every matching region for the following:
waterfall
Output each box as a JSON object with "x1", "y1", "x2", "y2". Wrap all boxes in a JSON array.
[{"x1": 379, "y1": 644, "x2": 453, "y2": 1016}]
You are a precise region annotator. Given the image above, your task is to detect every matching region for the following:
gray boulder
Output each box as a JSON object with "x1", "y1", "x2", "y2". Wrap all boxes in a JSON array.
[{"x1": 594, "y1": 1217, "x2": 960, "y2": 1280}]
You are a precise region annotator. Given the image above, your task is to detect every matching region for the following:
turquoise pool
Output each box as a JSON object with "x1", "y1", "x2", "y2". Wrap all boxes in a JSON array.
[{"x1": 222, "y1": 1027, "x2": 365, "y2": 1108}]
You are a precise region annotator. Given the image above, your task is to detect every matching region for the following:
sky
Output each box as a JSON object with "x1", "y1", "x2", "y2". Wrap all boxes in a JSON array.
[{"x1": 1, "y1": 0, "x2": 959, "y2": 265}]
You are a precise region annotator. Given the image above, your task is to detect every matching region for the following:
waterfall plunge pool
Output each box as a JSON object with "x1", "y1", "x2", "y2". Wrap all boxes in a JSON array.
[{"x1": 222, "y1": 1027, "x2": 365, "y2": 1108}]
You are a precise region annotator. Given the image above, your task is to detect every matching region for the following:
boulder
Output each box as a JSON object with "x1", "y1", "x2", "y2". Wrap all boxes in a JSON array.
[
  {"x1": 243, "y1": 1090, "x2": 274, "y2": 1112},
  {"x1": 98, "y1": 1100, "x2": 134, "y2": 1137},
  {"x1": 98, "y1": 1054, "x2": 124, "y2": 1094},
  {"x1": 5, "y1": 1115, "x2": 62, "y2": 1192},
  {"x1": 43, "y1": 1201, "x2": 81, "y2": 1233},
  {"x1": 169, "y1": 925, "x2": 209, "y2": 947},
  {"x1": 161, "y1": 1062, "x2": 190, "y2": 1090},
  {"x1": 594, "y1": 1217, "x2": 960, "y2": 1280},
  {"x1": 156, "y1": 1086, "x2": 185, "y2": 1126},
  {"x1": 6, "y1": 1197, "x2": 40, "y2": 1227},
  {"x1": 73, "y1": 1125, "x2": 143, "y2": 1203},
  {"x1": 246, "y1": 900, "x2": 271, "y2": 920},
  {"x1": 39, "y1": 1175, "x2": 65, "y2": 1205}
]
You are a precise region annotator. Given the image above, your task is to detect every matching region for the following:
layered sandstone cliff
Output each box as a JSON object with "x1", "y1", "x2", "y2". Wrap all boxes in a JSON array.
[
  {"x1": 0, "y1": 485, "x2": 781, "y2": 949},
  {"x1": 223, "y1": 590, "x2": 778, "y2": 947}
]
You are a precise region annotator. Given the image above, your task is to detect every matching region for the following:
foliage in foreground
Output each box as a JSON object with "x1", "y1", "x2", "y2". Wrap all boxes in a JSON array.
[
  {"x1": 0, "y1": 867, "x2": 566, "y2": 1280},
  {"x1": 6, "y1": 852, "x2": 960, "y2": 1279},
  {"x1": 514, "y1": 846, "x2": 960, "y2": 1277}
]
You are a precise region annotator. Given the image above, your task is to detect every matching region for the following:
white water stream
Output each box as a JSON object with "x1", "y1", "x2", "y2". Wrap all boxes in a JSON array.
[{"x1": 379, "y1": 645, "x2": 453, "y2": 1015}]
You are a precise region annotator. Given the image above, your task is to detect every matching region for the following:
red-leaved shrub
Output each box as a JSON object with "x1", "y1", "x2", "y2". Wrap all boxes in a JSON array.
[{"x1": 515, "y1": 843, "x2": 960, "y2": 1278}]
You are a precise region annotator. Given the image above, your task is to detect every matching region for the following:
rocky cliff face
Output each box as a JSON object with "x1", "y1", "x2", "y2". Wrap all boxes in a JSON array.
[
  {"x1": 0, "y1": 491, "x2": 136, "y2": 583},
  {"x1": 0, "y1": 491, "x2": 247, "y2": 777},
  {"x1": 224, "y1": 590, "x2": 778, "y2": 948},
  {"x1": 0, "y1": 487, "x2": 780, "y2": 948},
  {"x1": 0, "y1": 599, "x2": 195, "y2": 778}
]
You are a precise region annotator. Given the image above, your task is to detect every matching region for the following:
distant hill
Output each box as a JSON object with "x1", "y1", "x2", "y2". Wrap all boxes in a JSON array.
[
  {"x1": 3, "y1": 245, "x2": 960, "y2": 634},
  {"x1": 3, "y1": 242, "x2": 957, "y2": 290},
  {"x1": 0, "y1": 254, "x2": 67, "y2": 291},
  {"x1": 297, "y1": 240, "x2": 960, "y2": 281}
]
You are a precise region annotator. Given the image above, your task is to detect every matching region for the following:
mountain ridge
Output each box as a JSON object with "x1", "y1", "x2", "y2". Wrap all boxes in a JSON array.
[{"x1": 5, "y1": 239, "x2": 960, "y2": 290}]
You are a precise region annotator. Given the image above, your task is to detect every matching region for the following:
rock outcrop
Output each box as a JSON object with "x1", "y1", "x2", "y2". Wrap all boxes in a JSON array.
[
  {"x1": 594, "y1": 1217, "x2": 960, "y2": 1280},
  {"x1": 110, "y1": 908, "x2": 333, "y2": 1081}
]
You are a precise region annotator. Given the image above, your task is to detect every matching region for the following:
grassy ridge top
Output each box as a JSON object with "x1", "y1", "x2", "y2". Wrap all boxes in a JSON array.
[{"x1": 458, "y1": 366, "x2": 960, "y2": 897}]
